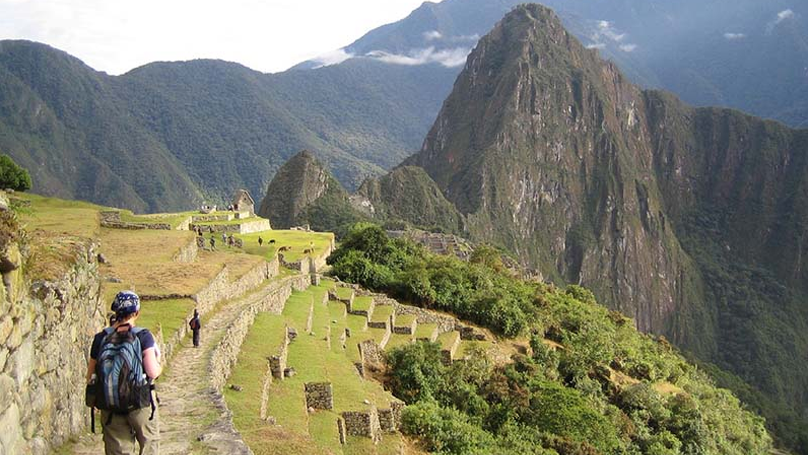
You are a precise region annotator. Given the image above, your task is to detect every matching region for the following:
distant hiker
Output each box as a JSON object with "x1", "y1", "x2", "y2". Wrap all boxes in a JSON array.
[
  {"x1": 228, "y1": 234, "x2": 234, "y2": 246},
  {"x1": 258, "y1": 236, "x2": 263, "y2": 247},
  {"x1": 210, "y1": 237, "x2": 216, "y2": 250},
  {"x1": 221, "y1": 232, "x2": 227, "y2": 246},
  {"x1": 208, "y1": 226, "x2": 214, "y2": 234},
  {"x1": 86, "y1": 290, "x2": 162, "y2": 455},
  {"x1": 196, "y1": 226, "x2": 202, "y2": 237},
  {"x1": 189, "y1": 310, "x2": 201, "y2": 347}
]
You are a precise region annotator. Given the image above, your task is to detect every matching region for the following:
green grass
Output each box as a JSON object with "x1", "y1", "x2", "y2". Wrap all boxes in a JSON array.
[
  {"x1": 351, "y1": 296, "x2": 373, "y2": 312},
  {"x1": 393, "y1": 314, "x2": 415, "y2": 328},
  {"x1": 237, "y1": 230, "x2": 334, "y2": 263},
  {"x1": 437, "y1": 331, "x2": 460, "y2": 351},
  {"x1": 308, "y1": 411, "x2": 343, "y2": 453},
  {"x1": 18, "y1": 193, "x2": 101, "y2": 238},
  {"x1": 385, "y1": 334, "x2": 414, "y2": 350},
  {"x1": 137, "y1": 298, "x2": 196, "y2": 337},
  {"x1": 334, "y1": 287, "x2": 354, "y2": 301},
  {"x1": 227, "y1": 283, "x2": 404, "y2": 453},
  {"x1": 226, "y1": 313, "x2": 287, "y2": 433},
  {"x1": 414, "y1": 323, "x2": 437, "y2": 341},
  {"x1": 370, "y1": 305, "x2": 394, "y2": 324},
  {"x1": 119, "y1": 209, "x2": 196, "y2": 229}
]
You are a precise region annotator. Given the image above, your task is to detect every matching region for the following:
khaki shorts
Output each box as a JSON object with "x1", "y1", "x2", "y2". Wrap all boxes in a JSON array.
[{"x1": 101, "y1": 405, "x2": 160, "y2": 455}]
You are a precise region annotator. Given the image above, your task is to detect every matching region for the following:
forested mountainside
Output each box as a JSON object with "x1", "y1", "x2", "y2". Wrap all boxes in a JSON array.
[
  {"x1": 0, "y1": 40, "x2": 455, "y2": 212},
  {"x1": 392, "y1": 5, "x2": 808, "y2": 451},
  {"x1": 3, "y1": 0, "x2": 806, "y2": 213}
]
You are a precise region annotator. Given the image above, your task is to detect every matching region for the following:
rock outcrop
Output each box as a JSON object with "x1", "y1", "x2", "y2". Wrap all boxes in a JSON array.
[{"x1": 257, "y1": 150, "x2": 361, "y2": 231}]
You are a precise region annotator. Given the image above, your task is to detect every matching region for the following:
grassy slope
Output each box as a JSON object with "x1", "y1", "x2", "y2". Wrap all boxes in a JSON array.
[{"x1": 227, "y1": 281, "x2": 408, "y2": 454}]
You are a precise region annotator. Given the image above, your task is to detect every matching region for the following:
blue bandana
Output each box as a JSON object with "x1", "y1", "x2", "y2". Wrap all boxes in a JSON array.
[{"x1": 112, "y1": 290, "x2": 140, "y2": 316}]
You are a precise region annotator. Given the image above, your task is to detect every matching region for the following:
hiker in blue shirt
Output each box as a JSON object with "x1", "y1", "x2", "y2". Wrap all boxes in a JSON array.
[{"x1": 87, "y1": 291, "x2": 162, "y2": 455}]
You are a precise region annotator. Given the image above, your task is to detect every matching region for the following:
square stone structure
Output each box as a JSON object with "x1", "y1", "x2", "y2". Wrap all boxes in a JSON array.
[
  {"x1": 305, "y1": 382, "x2": 334, "y2": 410},
  {"x1": 232, "y1": 189, "x2": 255, "y2": 216}
]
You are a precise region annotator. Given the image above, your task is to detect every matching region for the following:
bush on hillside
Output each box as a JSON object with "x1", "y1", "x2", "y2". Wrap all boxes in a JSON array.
[
  {"x1": 330, "y1": 222, "x2": 772, "y2": 454},
  {"x1": 0, "y1": 155, "x2": 32, "y2": 191}
]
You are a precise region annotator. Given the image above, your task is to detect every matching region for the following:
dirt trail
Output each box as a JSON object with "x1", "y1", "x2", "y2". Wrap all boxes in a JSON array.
[{"x1": 69, "y1": 279, "x2": 294, "y2": 455}]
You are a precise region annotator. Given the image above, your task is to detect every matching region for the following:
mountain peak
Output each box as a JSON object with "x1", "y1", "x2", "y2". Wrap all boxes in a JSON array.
[{"x1": 257, "y1": 150, "x2": 346, "y2": 228}]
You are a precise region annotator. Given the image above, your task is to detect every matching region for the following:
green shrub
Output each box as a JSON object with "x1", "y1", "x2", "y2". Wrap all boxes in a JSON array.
[{"x1": 0, "y1": 155, "x2": 32, "y2": 191}]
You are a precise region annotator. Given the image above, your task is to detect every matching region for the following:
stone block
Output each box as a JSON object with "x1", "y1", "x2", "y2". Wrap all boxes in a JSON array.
[
  {"x1": 9, "y1": 339, "x2": 33, "y2": 387},
  {"x1": 0, "y1": 374, "x2": 16, "y2": 413},
  {"x1": 0, "y1": 316, "x2": 12, "y2": 344},
  {"x1": 337, "y1": 417, "x2": 347, "y2": 444},
  {"x1": 304, "y1": 382, "x2": 334, "y2": 410},
  {"x1": 0, "y1": 403, "x2": 23, "y2": 454},
  {"x1": 342, "y1": 406, "x2": 380, "y2": 441}
]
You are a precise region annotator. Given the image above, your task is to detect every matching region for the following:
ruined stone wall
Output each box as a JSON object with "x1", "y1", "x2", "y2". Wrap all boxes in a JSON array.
[
  {"x1": 378, "y1": 401, "x2": 405, "y2": 433},
  {"x1": 304, "y1": 382, "x2": 334, "y2": 410},
  {"x1": 102, "y1": 221, "x2": 172, "y2": 230},
  {"x1": 342, "y1": 407, "x2": 380, "y2": 441},
  {"x1": 175, "y1": 216, "x2": 192, "y2": 231},
  {"x1": 172, "y1": 236, "x2": 199, "y2": 264},
  {"x1": 192, "y1": 214, "x2": 234, "y2": 223},
  {"x1": 238, "y1": 219, "x2": 272, "y2": 234},
  {"x1": 194, "y1": 257, "x2": 279, "y2": 315},
  {"x1": 209, "y1": 275, "x2": 309, "y2": 392},
  {"x1": 268, "y1": 328, "x2": 291, "y2": 380},
  {"x1": 278, "y1": 253, "x2": 311, "y2": 275},
  {"x1": 0, "y1": 231, "x2": 105, "y2": 454},
  {"x1": 391, "y1": 301, "x2": 457, "y2": 334}
]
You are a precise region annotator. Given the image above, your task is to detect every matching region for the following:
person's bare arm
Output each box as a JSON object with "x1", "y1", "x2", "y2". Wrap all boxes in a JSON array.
[
  {"x1": 86, "y1": 358, "x2": 97, "y2": 383},
  {"x1": 143, "y1": 348, "x2": 162, "y2": 379}
]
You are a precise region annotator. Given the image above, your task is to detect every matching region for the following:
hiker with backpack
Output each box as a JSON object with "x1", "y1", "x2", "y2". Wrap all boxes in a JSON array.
[
  {"x1": 86, "y1": 290, "x2": 161, "y2": 455},
  {"x1": 189, "y1": 309, "x2": 201, "y2": 347}
]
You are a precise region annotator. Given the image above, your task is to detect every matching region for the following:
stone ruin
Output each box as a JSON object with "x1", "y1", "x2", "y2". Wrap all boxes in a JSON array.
[
  {"x1": 231, "y1": 189, "x2": 255, "y2": 216},
  {"x1": 304, "y1": 382, "x2": 334, "y2": 410}
]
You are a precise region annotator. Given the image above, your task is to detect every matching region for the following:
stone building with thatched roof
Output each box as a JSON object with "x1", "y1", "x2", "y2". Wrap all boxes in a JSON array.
[{"x1": 232, "y1": 189, "x2": 255, "y2": 216}]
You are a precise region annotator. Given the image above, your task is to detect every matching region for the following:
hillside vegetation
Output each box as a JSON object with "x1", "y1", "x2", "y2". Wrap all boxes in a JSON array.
[{"x1": 329, "y1": 224, "x2": 772, "y2": 454}]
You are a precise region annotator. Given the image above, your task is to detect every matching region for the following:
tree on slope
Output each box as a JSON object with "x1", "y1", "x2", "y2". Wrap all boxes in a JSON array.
[{"x1": 0, "y1": 154, "x2": 32, "y2": 191}]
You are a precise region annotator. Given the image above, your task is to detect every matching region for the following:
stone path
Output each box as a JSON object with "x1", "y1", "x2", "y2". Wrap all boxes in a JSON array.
[{"x1": 70, "y1": 278, "x2": 297, "y2": 455}]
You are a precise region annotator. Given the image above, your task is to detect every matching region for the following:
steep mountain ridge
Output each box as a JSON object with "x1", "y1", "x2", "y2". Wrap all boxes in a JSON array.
[{"x1": 403, "y1": 4, "x2": 808, "y2": 449}]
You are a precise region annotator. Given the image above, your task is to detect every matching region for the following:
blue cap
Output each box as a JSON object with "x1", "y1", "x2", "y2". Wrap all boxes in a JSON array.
[{"x1": 112, "y1": 290, "x2": 140, "y2": 316}]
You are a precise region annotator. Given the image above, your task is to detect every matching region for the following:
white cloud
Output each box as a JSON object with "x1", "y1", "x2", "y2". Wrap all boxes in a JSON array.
[
  {"x1": 776, "y1": 9, "x2": 795, "y2": 24},
  {"x1": 423, "y1": 30, "x2": 442, "y2": 41},
  {"x1": 0, "y1": 0, "x2": 433, "y2": 75},
  {"x1": 365, "y1": 46, "x2": 470, "y2": 67},
  {"x1": 311, "y1": 48, "x2": 354, "y2": 68},
  {"x1": 596, "y1": 20, "x2": 626, "y2": 42},
  {"x1": 723, "y1": 32, "x2": 746, "y2": 40},
  {"x1": 587, "y1": 20, "x2": 630, "y2": 51},
  {"x1": 768, "y1": 9, "x2": 796, "y2": 33}
]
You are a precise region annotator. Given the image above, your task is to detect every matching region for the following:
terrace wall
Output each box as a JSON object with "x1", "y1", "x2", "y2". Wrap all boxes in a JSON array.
[
  {"x1": 210, "y1": 275, "x2": 310, "y2": 392},
  {"x1": 0, "y1": 232, "x2": 105, "y2": 454}
]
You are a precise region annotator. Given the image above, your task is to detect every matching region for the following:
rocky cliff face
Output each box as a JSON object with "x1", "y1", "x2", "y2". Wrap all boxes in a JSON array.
[
  {"x1": 0, "y1": 191, "x2": 105, "y2": 454},
  {"x1": 354, "y1": 166, "x2": 465, "y2": 234},
  {"x1": 258, "y1": 150, "x2": 349, "y2": 229},
  {"x1": 408, "y1": 5, "x2": 700, "y2": 335},
  {"x1": 404, "y1": 4, "x2": 808, "y2": 443}
]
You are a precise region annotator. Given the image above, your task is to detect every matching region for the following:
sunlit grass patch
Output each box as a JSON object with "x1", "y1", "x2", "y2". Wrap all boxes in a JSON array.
[{"x1": 238, "y1": 230, "x2": 334, "y2": 263}]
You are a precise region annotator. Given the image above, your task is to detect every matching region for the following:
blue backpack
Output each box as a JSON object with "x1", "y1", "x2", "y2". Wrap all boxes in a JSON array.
[{"x1": 94, "y1": 326, "x2": 152, "y2": 414}]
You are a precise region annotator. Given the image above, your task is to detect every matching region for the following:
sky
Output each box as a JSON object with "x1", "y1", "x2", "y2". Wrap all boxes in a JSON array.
[{"x1": 0, "y1": 0, "x2": 434, "y2": 75}]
